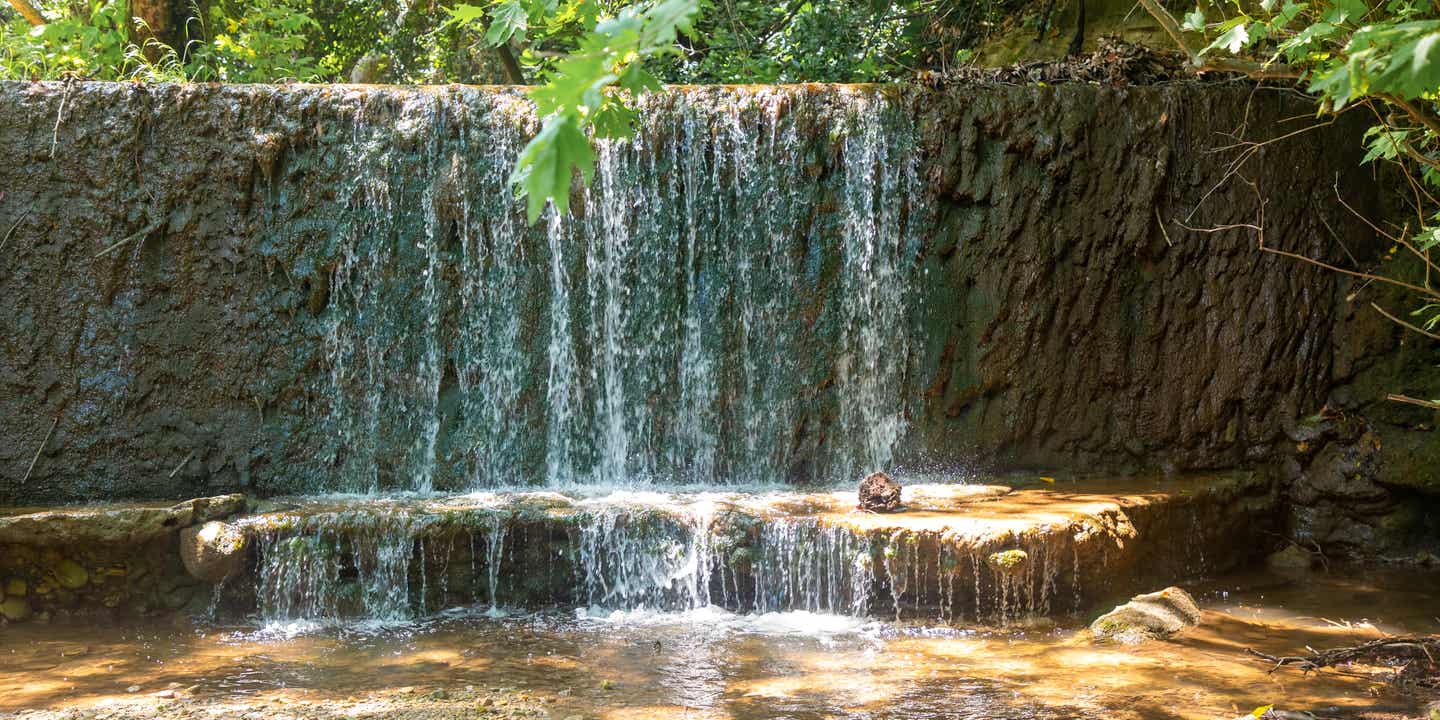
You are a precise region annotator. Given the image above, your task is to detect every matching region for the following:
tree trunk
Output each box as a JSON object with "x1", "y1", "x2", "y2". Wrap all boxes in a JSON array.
[
  {"x1": 496, "y1": 43, "x2": 526, "y2": 84},
  {"x1": 129, "y1": 0, "x2": 191, "y2": 60},
  {"x1": 7, "y1": 0, "x2": 45, "y2": 26}
]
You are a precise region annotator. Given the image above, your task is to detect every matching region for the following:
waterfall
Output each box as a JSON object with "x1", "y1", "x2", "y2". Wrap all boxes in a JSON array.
[{"x1": 299, "y1": 86, "x2": 925, "y2": 493}]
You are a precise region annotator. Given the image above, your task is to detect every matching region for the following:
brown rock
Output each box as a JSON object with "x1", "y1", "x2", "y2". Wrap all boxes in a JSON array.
[
  {"x1": 857, "y1": 471, "x2": 903, "y2": 513},
  {"x1": 179, "y1": 521, "x2": 248, "y2": 583},
  {"x1": 1091, "y1": 586, "x2": 1201, "y2": 643}
]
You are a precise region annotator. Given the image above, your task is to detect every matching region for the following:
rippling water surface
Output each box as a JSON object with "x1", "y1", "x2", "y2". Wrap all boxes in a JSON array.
[{"x1": 3, "y1": 567, "x2": 1437, "y2": 719}]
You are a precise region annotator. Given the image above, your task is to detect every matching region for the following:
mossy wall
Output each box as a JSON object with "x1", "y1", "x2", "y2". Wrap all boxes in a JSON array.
[{"x1": 0, "y1": 80, "x2": 1405, "y2": 504}]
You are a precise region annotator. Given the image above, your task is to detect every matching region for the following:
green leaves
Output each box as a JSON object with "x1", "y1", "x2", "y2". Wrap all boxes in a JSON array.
[
  {"x1": 1303, "y1": 20, "x2": 1440, "y2": 107},
  {"x1": 1201, "y1": 20, "x2": 1253, "y2": 55},
  {"x1": 508, "y1": 0, "x2": 700, "y2": 224},
  {"x1": 446, "y1": 4, "x2": 491, "y2": 26},
  {"x1": 1359, "y1": 21, "x2": 1440, "y2": 97},
  {"x1": 1182, "y1": 8, "x2": 1208, "y2": 32},
  {"x1": 512, "y1": 113, "x2": 594, "y2": 222},
  {"x1": 485, "y1": 0, "x2": 530, "y2": 46},
  {"x1": 1362, "y1": 125, "x2": 1411, "y2": 163}
]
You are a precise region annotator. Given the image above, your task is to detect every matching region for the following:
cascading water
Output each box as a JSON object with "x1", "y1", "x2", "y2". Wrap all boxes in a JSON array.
[
  {"x1": 301, "y1": 86, "x2": 924, "y2": 493},
  {"x1": 244, "y1": 86, "x2": 969, "y2": 628},
  {"x1": 241, "y1": 491, "x2": 1088, "y2": 627}
]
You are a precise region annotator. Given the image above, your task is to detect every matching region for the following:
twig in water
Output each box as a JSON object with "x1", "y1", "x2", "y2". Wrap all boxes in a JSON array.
[
  {"x1": 169, "y1": 450, "x2": 195, "y2": 479},
  {"x1": 1245, "y1": 636, "x2": 1440, "y2": 678},
  {"x1": 23, "y1": 416, "x2": 59, "y2": 484}
]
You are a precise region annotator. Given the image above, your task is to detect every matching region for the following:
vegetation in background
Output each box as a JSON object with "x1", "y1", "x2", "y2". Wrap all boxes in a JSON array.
[
  {"x1": 1, "y1": 0, "x2": 1436, "y2": 259},
  {"x1": 1, "y1": 0, "x2": 1007, "y2": 83},
  {"x1": 0, "y1": 0, "x2": 1007, "y2": 213}
]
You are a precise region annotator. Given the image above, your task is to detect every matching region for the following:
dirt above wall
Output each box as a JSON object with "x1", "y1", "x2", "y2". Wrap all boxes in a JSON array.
[{"x1": 0, "y1": 80, "x2": 1431, "y2": 549}]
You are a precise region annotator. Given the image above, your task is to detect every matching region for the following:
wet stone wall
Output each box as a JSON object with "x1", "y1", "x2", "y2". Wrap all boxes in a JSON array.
[{"x1": 0, "y1": 81, "x2": 1381, "y2": 502}]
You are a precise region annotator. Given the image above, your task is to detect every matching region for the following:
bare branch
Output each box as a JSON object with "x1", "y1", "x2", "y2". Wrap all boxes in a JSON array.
[
  {"x1": 1193, "y1": 58, "x2": 1302, "y2": 79},
  {"x1": 1259, "y1": 243, "x2": 1440, "y2": 300},
  {"x1": 1385, "y1": 94, "x2": 1440, "y2": 141},
  {"x1": 1371, "y1": 302, "x2": 1440, "y2": 341},
  {"x1": 1388, "y1": 393, "x2": 1440, "y2": 410},
  {"x1": 1134, "y1": 0, "x2": 1196, "y2": 61},
  {"x1": 23, "y1": 416, "x2": 58, "y2": 485}
]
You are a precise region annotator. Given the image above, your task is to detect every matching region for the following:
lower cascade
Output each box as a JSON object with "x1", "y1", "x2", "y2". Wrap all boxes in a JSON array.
[{"x1": 229, "y1": 478, "x2": 1261, "y2": 627}]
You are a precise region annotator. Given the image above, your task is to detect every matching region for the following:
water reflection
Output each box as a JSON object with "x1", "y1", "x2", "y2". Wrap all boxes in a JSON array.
[{"x1": 2, "y1": 566, "x2": 1435, "y2": 719}]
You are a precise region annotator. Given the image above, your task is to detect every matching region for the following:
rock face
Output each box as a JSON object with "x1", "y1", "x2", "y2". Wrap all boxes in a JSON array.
[
  {"x1": 179, "y1": 521, "x2": 247, "y2": 583},
  {"x1": 0, "y1": 80, "x2": 1398, "y2": 504},
  {"x1": 1090, "y1": 586, "x2": 1202, "y2": 643},
  {"x1": 857, "y1": 471, "x2": 903, "y2": 512}
]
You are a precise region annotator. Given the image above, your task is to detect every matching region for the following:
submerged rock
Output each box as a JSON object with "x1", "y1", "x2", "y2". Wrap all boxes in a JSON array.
[
  {"x1": 857, "y1": 472, "x2": 903, "y2": 512},
  {"x1": 180, "y1": 521, "x2": 248, "y2": 583},
  {"x1": 1265, "y1": 544, "x2": 1317, "y2": 571},
  {"x1": 1090, "y1": 586, "x2": 1201, "y2": 643}
]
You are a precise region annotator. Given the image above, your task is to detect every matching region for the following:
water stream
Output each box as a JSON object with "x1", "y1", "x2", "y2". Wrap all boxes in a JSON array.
[{"x1": 303, "y1": 87, "x2": 923, "y2": 494}]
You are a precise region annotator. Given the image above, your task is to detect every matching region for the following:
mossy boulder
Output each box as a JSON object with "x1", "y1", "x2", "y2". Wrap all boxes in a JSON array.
[
  {"x1": 858, "y1": 472, "x2": 903, "y2": 512},
  {"x1": 1265, "y1": 545, "x2": 1317, "y2": 571},
  {"x1": 4, "y1": 578, "x2": 27, "y2": 596},
  {"x1": 1091, "y1": 586, "x2": 1201, "y2": 644},
  {"x1": 0, "y1": 595, "x2": 32, "y2": 622},
  {"x1": 54, "y1": 559, "x2": 89, "y2": 589}
]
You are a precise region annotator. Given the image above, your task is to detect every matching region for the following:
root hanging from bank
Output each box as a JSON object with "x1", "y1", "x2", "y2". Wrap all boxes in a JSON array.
[{"x1": 1245, "y1": 636, "x2": 1440, "y2": 692}]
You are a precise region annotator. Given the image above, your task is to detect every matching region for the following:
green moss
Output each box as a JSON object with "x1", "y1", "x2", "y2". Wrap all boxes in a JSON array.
[
  {"x1": 54, "y1": 559, "x2": 88, "y2": 590},
  {"x1": 0, "y1": 596, "x2": 31, "y2": 621},
  {"x1": 986, "y1": 549, "x2": 1029, "y2": 575}
]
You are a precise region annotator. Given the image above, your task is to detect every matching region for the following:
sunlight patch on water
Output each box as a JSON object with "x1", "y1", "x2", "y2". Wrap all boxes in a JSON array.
[{"x1": 573, "y1": 606, "x2": 880, "y2": 637}]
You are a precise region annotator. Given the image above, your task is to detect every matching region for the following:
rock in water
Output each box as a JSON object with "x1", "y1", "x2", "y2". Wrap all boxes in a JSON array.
[
  {"x1": 1090, "y1": 586, "x2": 1201, "y2": 643},
  {"x1": 857, "y1": 471, "x2": 903, "y2": 512},
  {"x1": 179, "y1": 521, "x2": 247, "y2": 583}
]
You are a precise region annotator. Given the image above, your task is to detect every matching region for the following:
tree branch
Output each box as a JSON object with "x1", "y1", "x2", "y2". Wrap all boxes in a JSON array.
[
  {"x1": 1134, "y1": 0, "x2": 1300, "y2": 78},
  {"x1": 7, "y1": 0, "x2": 45, "y2": 25},
  {"x1": 1371, "y1": 302, "x2": 1440, "y2": 342},
  {"x1": 1387, "y1": 393, "x2": 1440, "y2": 410},
  {"x1": 1134, "y1": 0, "x2": 1195, "y2": 60},
  {"x1": 1385, "y1": 94, "x2": 1440, "y2": 140}
]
